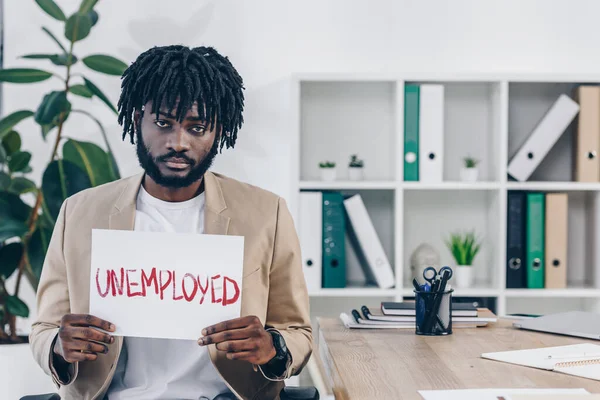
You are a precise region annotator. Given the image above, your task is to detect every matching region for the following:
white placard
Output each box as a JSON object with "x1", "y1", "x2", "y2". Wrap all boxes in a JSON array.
[{"x1": 89, "y1": 229, "x2": 244, "y2": 341}]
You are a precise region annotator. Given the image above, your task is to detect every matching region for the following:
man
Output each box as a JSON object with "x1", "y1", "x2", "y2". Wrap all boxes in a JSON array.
[{"x1": 30, "y1": 45, "x2": 312, "y2": 400}]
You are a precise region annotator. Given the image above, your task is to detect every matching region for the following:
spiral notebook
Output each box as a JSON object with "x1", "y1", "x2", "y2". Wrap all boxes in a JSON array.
[{"x1": 481, "y1": 343, "x2": 600, "y2": 381}]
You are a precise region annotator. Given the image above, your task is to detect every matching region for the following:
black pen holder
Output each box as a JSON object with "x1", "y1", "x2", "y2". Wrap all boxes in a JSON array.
[{"x1": 414, "y1": 289, "x2": 453, "y2": 336}]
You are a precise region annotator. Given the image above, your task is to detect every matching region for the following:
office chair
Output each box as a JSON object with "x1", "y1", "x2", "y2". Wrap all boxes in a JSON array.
[{"x1": 19, "y1": 386, "x2": 319, "y2": 400}]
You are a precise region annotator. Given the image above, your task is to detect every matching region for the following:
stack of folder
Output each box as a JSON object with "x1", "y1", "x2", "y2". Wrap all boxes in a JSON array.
[
  {"x1": 340, "y1": 301, "x2": 497, "y2": 329},
  {"x1": 298, "y1": 191, "x2": 395, "y2": 291},
  {"x1": 507, "y1": 85, "x2": 600, "y2": 183},
  {"x1": 506, "y1": 191, "x2": 568, "y2": 289}
]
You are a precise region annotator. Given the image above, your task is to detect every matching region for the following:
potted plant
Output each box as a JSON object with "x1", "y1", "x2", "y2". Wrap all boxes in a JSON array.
[
  {"x1": 0, "y1": 0, "x2": 125, "y2": 345},
  {"x1": 319, "y1": 161, "x2": 336, "y2": 181},
  {"x1": 348, "y1": 154, "x2": 364, "y2": 181},
  {"x1": 445, "y1": 230, "x2": 482, "y2": 288},
  {"x1": 460, "y1": 156, "x2": 479, "y2": 182}
]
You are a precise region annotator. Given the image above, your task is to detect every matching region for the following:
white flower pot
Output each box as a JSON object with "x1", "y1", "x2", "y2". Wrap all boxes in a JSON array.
[
  {"x1": 348, "y1": 167, "x2": 364, "y2": 181},
  {"x1": 460, "y1": 167, "x2": 479, "y2": 182},
  {"x1": 320, "y1": 168, "x2": 337, "y2": 182},
  {"x1": 455, "y1": 265, "x2": 474, "y2": 288}
]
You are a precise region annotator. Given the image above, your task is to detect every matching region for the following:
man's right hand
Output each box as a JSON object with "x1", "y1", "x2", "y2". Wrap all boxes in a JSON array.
[{"x1": 53, "y1": 314, "x2": 116, "y2": 363}]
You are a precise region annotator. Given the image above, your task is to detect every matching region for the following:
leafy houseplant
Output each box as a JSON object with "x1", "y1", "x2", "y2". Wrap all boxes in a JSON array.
[
  {"x1": 348, "y1": 154, "x2": 364, "y2": 181},
  {"x1": 445, "y1": 231, "x2": 482, "y2": 287},
  {"x1": 460, "y1": 156, "x2": 479, "y2": 182},
  {"x1": 319, "y1": 161, "x2": 336, "y2": 182},
  {"x1": 0, "y1": 0, "x2": 126, "y2": 343}
]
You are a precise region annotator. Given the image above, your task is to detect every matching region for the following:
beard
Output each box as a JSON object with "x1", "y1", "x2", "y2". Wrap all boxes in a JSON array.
[{"x1": 135, "y1": 124, "x2": 219, "y2": 189}]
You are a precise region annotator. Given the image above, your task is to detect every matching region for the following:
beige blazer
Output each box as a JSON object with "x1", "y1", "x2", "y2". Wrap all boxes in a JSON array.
[{"x1": 30, "y1": 171, "x2": 313, "y2": 400}]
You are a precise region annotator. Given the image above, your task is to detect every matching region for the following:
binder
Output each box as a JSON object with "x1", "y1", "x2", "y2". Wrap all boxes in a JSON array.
[
  {"x1": 298, "y1": 192, "x2": 323, "y2": 292},
  {"x1": 545, "y1": 193, "x2": 568, "y2": 289},
  {"x1": 404, "y1": 84, "x2": 419, "y2": 181},
  {"x1": 506, "y1": 191, "x2": 527, "y2": 289},
  {"x1": 526, "y1": 193, "x2": 545, "y2": 289},
  {"x1": 322, "y1": 191, "x2": 346, "y2": 288},
  {"x1": 507, "y1": 94, "x2": 580, "y2": 181},
  {"x1": 418, "y1": 84, "x2": 444, "y2": 183},
  {"x1": 573, "y1": 85, "x2": 600, "y2": 182},
  {"x1": 343, "y1": 194, "x2": 394, "y2": 289}
]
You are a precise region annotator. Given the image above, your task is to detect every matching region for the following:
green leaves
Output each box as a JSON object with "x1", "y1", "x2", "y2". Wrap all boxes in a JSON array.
[
  {"x1": 79, "y1": 0, "x2": 99, "y2": 13},
  {"x1": 34, "y1": 91, "x2": 71, "y2": 126},
  {"x1": 84, "y1": 77, "x2": 117, "y2": 114},
  {"x1": 42, "y1": 159, "x2": 91, "y2": 220},
  {"x1": 0, "y1": 146, "x2": 6, "y2": 164},
  {"x1": 445, "y1": 231, "x2": 482, "y2": 266},
  {"x1": 82, "y1": 55, "x2": 127, "y2": 76},
  {"x1": 0, "y1": 191, "x2": 32, "y2": 223},
  {"x1": 0, "y1": 68, "x2": 53, "y2": 83},
  {"x1": 0, "y1": 242, "x2": 24, "y2": 279},
  {"x1": 35, "y1": 0, "x2": 66, "y2": 22},
  {"x1": 0, "y1": 111, "x2": 33, "y2": 140},
  {"x1": 8, "y1": 151, "x2": 32, "y2": 173},
  {"x1": 28, "y1": 226, "x2": 53, "y2": 285},
  {"x1": 8, "y1": 178, "x2": 37, "y2": 195},
  {"x1": 0, "y1": 220, "x2": 28, "y2": 242},
  {"x1": 69, "y1": 84, "x2": 93, "y2": 98},
  {"x1": 42, "y1": 27, "x2": 67, "y2": 53},
  {"x1": 5, "y1": 296, "x2": 29, "y2": 318},
  {"x1": 22, "y1": 53, "x2": 78, "y2": 67},
  {"x1": 63, "y1": 139, "x2": 113, "y2": 187},
  {"x1": 2, "y1": 131, "x2": 22, "y2": 156},
  {"x1": 0, "y1": 172, "x2": 10, "y2": 190},
  {"x1": 65, "y1": 12, "x2": 92, "y2": 43}
]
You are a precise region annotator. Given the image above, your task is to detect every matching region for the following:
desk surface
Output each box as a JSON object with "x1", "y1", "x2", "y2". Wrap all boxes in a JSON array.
[{"x1": 317, "y1": 317, "x2": 600, "y2": 400}]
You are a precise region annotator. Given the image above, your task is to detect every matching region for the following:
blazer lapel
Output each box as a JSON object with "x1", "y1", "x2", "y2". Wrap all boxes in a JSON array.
[
  {"x1": 203, "y1": 171, "x2": 230, "y2": 235},
  {"x1": 108, "y1": 173, "x2": 144, "y2": 231}
]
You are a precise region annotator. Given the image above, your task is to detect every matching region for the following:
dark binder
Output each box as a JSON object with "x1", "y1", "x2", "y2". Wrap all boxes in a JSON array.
[
  {"x1": 506, "y1": 191, "x2": 527, "y2": 288},
  {"x1": 322, "y1": 191, "x2": 346, "y2": 288}
]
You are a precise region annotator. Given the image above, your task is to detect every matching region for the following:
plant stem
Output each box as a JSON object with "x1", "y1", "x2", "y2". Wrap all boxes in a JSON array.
[{"x1": 14, "y1": 38, "x2": 75, "y2": 298}]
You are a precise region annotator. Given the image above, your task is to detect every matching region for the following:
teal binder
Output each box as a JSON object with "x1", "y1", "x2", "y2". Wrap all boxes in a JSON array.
[
  {"x1": 322, "y1": 191, "x2": 346, "y2": 288},
  {"x1": 404, "y1": 84, "x2": 420, "y2": 181}
]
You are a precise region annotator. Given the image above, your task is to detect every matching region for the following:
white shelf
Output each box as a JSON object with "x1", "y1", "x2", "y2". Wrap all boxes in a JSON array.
[
  {"x1": 299, "y1": 181, "x2": 396, "y2": 190},
  {"x1": 293, "y1": 74, "x2": 600, "y2": 319},
  {"x1": 402, "y1": 182, "x2": 500, "y2": 190},
  {"x1": 504, "y1": 288, "x2": 600, "y2": 298},
  {"x1": 309, "y1": 288, "x2": 396, "y2": 297},
  {"x1": 506, "y1": 181, "x2": 600, "y2": 192}
]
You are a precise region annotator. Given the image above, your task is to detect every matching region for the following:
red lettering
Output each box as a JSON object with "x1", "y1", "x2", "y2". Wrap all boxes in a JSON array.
[
  {"x1": 159, "y1": 270, "x2": 173, "y2": 300},
  {"x1": 141, "y1": 267, "x2": 158, "y2": 296},
  {"x1": 172, "y1": 270, "x2": 183, "y2": 301},
  {"x1": 211, "y1": 274, "x2": 222, "y2": 304},
  {"x1": 126, "y1": 269, "x2": 143, "y2": 297},
  {"x1": 110, "y1": 268, "x2": 125, "y2": 296},
  {"x1": 197, "y1": 276, "x2": 209, "y2": 304},
  {"x1": 222, "y1": 276, "x2": 240, "y2": 306},
  {"x1": 96, "y1": 268, "x2": 110, "y2": 298},
  {"x1": 182, "y1": 273, "x2": 199, "y2": 302}
]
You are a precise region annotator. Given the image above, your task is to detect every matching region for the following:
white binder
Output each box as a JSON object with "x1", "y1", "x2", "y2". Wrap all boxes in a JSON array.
[
  {"x1": 298, "y1": 192, "x2": 322, "y2": 292},
  {"x1": 419, "y1": 84, "x2": 445, "y2": 182},
  {"x1": 507, "y1": 94, "x2": 580, "y2": 181},
  {"x1": 343, "y1": 194, "x2": 394, "y2": 289}
]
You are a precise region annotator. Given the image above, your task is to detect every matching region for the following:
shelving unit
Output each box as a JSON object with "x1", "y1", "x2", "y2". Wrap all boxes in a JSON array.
[{"x1": 290, "y1": 73, "x2": 600, "y2": 320}]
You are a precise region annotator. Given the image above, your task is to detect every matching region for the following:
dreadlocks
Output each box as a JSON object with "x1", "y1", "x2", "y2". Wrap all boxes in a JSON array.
[{"x1": 117, "y1": 45, "x2": 245, "y2": 152}]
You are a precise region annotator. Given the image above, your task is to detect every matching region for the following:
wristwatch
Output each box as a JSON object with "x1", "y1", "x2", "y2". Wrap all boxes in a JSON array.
[{"x1": 265, "y1": 330, "x2": 290, "y2": 374}]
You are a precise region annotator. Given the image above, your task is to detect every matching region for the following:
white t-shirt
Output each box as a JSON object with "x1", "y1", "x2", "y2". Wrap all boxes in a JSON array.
[{"x1": 106, "y1": 184, "x2": 230, "y2": 400}]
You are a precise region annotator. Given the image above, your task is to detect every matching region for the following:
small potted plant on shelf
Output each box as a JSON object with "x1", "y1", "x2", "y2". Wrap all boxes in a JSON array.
[
  {"x1": 319, "y1": 161, "x2": 337, "y2": 181},
  {"x1": 460, "y1": 156, "x2": 479, "y2": 182},
  {"x1": 445, "y1": 230, "x2": 482, "y2": 288},
  {"x1": 348, "y1": 154, "x2": 364, "y2": 181}
]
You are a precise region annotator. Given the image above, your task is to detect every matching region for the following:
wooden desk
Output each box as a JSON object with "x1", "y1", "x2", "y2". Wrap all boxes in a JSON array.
[{"x1": 317, "y1": 317, "x2": 600, "y2": 400}]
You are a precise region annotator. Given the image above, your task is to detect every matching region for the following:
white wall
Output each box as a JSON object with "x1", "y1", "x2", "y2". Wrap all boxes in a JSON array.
[{"x1": 4, "y1": 0, "x2": 600, "y2": 396}]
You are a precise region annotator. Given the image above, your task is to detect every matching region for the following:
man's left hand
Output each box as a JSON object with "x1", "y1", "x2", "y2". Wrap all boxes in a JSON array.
[{"x1": 198, "y1": 316, "x2": 276, "y2": 365}]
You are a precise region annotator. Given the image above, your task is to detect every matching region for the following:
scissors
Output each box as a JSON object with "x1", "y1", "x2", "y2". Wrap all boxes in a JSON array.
[{"x1": 422, "y1": 266, "x2": 453, "y2": 287}]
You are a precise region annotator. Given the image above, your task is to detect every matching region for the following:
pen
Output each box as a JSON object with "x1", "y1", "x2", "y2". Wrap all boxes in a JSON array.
[
  {"x1": 351, "y1": 309, "x2": 361, "y2": 324},
  {"x1": 424, "y1": 269, "x2": 451, "y2": 332}
]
